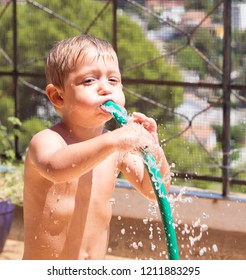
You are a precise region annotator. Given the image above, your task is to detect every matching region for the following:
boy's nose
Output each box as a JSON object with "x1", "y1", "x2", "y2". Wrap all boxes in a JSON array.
[
  {"x1": 99, "y1": 89, "x2": 110, "y2": 95},
  {"x1": 98, "y1": 82, "x2": 111, "y2": 95}
]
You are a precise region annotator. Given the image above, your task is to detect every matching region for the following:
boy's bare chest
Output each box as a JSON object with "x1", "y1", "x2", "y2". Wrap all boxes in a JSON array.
[{"x1": 64, "y1": 153, "x2": 119, "y2": 199}]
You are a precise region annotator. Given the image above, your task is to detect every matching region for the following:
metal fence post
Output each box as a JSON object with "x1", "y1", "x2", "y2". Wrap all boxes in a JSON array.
[
  {"x1": 222, "y1": 0, "x2": 231, "y2": 196},
  {"x1": 13, "y1": 0, "x2": 20, "y2": 159},
  {"x1": 112, "y1": 0, "x2": 117, "y2": 54}
]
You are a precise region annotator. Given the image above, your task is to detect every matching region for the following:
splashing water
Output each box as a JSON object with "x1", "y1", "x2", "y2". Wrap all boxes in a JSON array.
[
  {"x1": 168, "y1": 186, "x2": 218, "y2": 259},
  {"x1": 102, "y1": 100, "x2": 179, "y2": 259},
  {"x1": 121, "y1": 186, "x2": 219, "y2": 260},
  {"x1": 103, "y1": 101, "x2": 218, "y2": 260}
]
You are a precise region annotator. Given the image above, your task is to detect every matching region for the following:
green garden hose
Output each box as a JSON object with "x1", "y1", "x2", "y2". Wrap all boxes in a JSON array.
[{"x1": 103, "y1": 100, "x2": 179, "y2": 260}]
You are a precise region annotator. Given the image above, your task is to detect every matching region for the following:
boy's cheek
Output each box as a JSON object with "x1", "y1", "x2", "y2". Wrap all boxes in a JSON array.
[{"x1": 117, "y1": 91, "x2": 126, "y2": 107}]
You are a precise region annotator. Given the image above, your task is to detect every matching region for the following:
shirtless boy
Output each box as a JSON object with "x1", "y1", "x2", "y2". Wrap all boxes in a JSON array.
[{"x1": 23, "y1": 34, "x2": 170, "y2": 260}]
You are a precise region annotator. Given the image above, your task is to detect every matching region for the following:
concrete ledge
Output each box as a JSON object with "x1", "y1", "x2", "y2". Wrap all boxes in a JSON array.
[
  {"x1": 108, "y1": 181, "x2": 246, "y2": 259},
  {"x1": 114, "y1": 181, "x2": 246, "y2": 233},
  {"x1": 7, "y1": 181, "x2": 246, "y2": 260}
]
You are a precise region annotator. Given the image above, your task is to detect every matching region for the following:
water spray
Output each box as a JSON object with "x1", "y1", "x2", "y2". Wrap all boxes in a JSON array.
[{"x1": 102, "y1": 100, "x2": 179, "y2": 260}]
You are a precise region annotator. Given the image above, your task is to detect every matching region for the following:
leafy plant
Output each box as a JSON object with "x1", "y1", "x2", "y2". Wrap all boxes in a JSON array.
[
  {"x1": 0, "y1": 116, "x2": 22, "y2": 161},
  {"x1": 0, "y1": 163, "x2": 24, "y2": 206},
  {"x1": 0, "y1": 117, "x2": 24, "y2": 206}
]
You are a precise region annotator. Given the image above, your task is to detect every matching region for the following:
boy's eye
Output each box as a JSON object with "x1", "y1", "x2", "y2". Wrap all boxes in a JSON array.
[
  {"x1": 109, "y1": 78, "x2": 120, "y2": 85},
  {"x1": 83, "y1": 78, "x2": 95, "y2": 84}
]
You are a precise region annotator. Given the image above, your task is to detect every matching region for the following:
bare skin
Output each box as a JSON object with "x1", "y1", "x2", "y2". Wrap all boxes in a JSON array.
[{"x1": 23, "y1": 48, "x2": 170, "y2": 260}]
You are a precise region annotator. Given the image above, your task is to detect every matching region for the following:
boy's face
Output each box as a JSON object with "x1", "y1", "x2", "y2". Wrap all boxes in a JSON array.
[{"x1": 60, "y1": 48, "x2": 125, "y2": 128}]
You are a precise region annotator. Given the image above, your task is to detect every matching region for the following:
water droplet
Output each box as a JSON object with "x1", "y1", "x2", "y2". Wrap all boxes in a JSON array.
[
  {"x1": 132, "y1": 242, "x2": 138, "y2": 250},
  {"x1": 126, "y1": 167, "x2": 131, "y2": 173},
  {"x1": 138, "y1": 241, "x2": 143, "y2": 247},
  {"x1": 199, "y1": 247, "x2": 207, "y2": 256},
  {"x1": 143, "y1": 218, "x2": 148, "y2": 224},
  {"x1": 108, "y1": 247, "x2": 112, "y2": 253},
  {"x1": 192, "y1": 218, "x2": 200, "y2": 228},
  {"x1": 151, "y1": 242, "x2": 156, "y2": 251},
  {"x1": 202, "y1": 212, "x2": 209, "y2": 219},
  {"x1": 121, "y1": 228, "x2": 125, "y2": 235},
  {"x1": 109, "y1": 198, "x2": 115, "y2": 204},
  {"x1": 212, "y1": 244, "x2": 218, "y2": 252},
  {"x1": 200, "y1": 224, "x2": 208, "y2": 232}
]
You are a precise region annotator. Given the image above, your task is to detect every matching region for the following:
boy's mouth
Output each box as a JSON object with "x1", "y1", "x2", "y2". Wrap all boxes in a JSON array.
[
  {"x1": 99, "y1": 105, "x2": 108, "y2": 113},
  {"x1": 99, "y1": 103, "x2": 111, "y2": 115}
]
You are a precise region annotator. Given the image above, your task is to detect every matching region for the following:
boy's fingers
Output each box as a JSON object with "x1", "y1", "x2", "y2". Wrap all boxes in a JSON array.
[{"x1": 131, "y1": 112, "x2": 153, "y2": 124}]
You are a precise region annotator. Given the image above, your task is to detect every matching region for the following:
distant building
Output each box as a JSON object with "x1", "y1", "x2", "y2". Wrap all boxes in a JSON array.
[
  {"x1": 160, "y1": 0, "x2": 185, "y2": 23},
  {"x1": 213, "y1": 25, "x2": 224, "y2": 39},
  {"x1": 232, "y1": 2, "x2": 246, "y2": 30},
  {"x1": 181, "y1": 10, "x2": 212, "y2": 28},
  {"x1": 180, "y1": 123, "x2": 217, "y2": 152},
  {"x1": 146, "y1": 0, "x2": 185, "y2": 16}
]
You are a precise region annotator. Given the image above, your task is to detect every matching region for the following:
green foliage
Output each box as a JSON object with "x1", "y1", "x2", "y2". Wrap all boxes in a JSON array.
[
  {"x1": 116, "y1": 15, "x2": 183, "y2": 115},
  {"x1": 0, "y1": 116, "x2": 22, "y2": 161},
  {"x1": 0, "y1": 163, "x2": 24, "y2": 206},
  {"x1": 0, "y1": 0, "x2": 184, "y2": 123},
  {"x1": 0, "y1": 111, "x2": 49, "y2": 206},
  {"x1": 213, "y1": 124, "x2": 246, "y2": 147},
  {"x1": 19, "y1": 117, "x2": 51, "y2": 153},
  {"x1": 183, "y1": 0, "x2": 214, "y2": 12},
  {"x1": 158, "y1": 123, "x2": 220, "y2": 176},
  {"x1": 0, "y1": 95, "x2": 14, "y2": 128},
  {"x1": 212, "y1": 123, "x2": 246, "y2": 162},
  {"x1": 147, "y1": 16, "x2": 160, "y2": 30},
  {"x1": 177, "y1": 46, "x2": 205, "y2": 77},
  {"x1": 0, "y1": 118, "x2": 24, "y2": 206},
  {"x1": 170, "y1": 27, "x2": 222, "y2": 79},
  {"x1": 1, "y1": 0, "x2": 232, "y2": 194}
]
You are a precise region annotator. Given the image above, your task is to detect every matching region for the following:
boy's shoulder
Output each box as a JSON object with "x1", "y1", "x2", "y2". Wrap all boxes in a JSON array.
[{"x1": 30, "y1": 123, "x2": 65, "y2": 145}]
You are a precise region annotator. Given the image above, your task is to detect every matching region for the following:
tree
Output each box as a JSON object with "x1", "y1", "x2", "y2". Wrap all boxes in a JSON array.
[
  {"x1": 0, "y1": 0, "x2": 183, "y2": 123},
  {"x1": 183, "y1": 0, "x2": 214, "y2": 12}
]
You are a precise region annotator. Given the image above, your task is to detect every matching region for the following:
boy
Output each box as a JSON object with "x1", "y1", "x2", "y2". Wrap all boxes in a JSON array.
[{"x1": 23, "y1": 34, "x2": 170, "y2": 260}]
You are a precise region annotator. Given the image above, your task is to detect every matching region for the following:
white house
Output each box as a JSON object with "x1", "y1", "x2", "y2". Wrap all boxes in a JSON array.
[{"x1": 232, "y1": 2, "x2": 246, "y2": 30}]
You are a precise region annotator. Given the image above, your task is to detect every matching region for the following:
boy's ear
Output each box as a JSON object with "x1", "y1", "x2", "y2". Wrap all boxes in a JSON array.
[{"x1": 46, "y1": 84, "x2": 64, "y2": 109}]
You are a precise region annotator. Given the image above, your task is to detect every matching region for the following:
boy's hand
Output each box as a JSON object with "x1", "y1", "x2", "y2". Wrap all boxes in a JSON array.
[
  {"x1": 112, "y1": 112, "x2": 159, "y2": 153},
  {"x1": 130, "y1": 112, "x2": 159, "y2": 144},
  {"x1": 131, "y1": 112, "x2": 157, "y2": 133}
]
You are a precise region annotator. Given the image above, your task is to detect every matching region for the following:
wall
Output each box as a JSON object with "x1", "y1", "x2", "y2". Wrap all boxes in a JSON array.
[
  {"x1": 9, "y1": 183, "x2": 246, "y2": 260},
  {"x1": 108, "y1": 183, "x2": 246, "y2": 259}
]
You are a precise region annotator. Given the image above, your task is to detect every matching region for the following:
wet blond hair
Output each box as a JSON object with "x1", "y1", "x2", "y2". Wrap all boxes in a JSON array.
[{"x1": 45, "y1": 34, "x2": 116, "y2": 89}]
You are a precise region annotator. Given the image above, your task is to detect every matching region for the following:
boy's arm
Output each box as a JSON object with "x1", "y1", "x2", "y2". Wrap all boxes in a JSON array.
[
  {"x1": 120, "y1": 145, "x2": 170, "y2": 201},
  {"x1": 27, "y1": 123, "x2": 152, "y2": 183},
  {"x1": 27, "y1": 129, "x2": 117, "y2": 183},
  {"x1": 119, "y1": 113, "x2": 170, "y2": 201}
]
